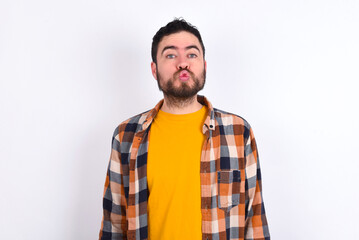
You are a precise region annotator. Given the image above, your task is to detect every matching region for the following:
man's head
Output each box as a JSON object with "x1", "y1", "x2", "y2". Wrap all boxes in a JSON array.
[
  {"x1": 151, "y1": 19, "x2": 205, "y2": 64},
  {"x1": 151, "y1": 19, "x2": 207, "y2": 102}
]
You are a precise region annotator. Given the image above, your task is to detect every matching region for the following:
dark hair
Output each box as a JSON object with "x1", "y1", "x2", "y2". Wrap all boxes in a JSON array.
[{"x1": 151, "y1": 18, "x2": 205, "y2": 64}]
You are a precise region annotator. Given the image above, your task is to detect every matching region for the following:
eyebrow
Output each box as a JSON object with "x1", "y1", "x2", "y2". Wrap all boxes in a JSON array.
[{"x1": 161, "y1": 45, "x2": 201, "y2": 55}]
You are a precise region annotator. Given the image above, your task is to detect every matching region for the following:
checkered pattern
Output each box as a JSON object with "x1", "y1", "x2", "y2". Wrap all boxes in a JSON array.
[{"x1": 99, "y1": 96, "x2": 270, "y2": 240}]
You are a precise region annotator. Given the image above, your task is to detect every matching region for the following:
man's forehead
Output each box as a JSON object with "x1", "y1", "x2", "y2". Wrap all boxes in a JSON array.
[{"x1": 158, "y1": 31, "x2": 202, "y2": 51}]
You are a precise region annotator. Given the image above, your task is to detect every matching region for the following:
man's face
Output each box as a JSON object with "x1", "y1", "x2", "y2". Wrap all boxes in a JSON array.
[{"x1": 151, "y1": 31, "x2": 207, "y2": 99}]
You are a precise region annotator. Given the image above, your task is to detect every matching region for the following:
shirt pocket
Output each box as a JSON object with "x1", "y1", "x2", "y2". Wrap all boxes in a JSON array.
[{"x1": 217, "y1": 170, "x2": 241, "y2": 212}]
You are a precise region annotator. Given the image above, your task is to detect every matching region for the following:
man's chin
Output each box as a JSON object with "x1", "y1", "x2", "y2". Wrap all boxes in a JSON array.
[{"x1": 165, "y1": 87, "x2": 200, "y2": 98}]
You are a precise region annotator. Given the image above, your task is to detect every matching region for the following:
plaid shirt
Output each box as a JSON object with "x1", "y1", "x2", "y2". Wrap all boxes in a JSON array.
[{"x1": 99, "y1": 96, "x2": 270, "y2": 240}]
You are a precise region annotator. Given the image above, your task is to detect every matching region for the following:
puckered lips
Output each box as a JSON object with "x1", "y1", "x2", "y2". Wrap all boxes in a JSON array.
[{"x1": 179, "y1": 70, "x2": 190, "y2": 81}]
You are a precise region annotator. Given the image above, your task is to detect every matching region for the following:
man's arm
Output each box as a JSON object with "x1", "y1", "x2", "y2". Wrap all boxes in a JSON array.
[
  {"x1": 244, "y1": 126, "x2": 270, "y2": 240},
  {"x1": 99, "y1": 128, "x2": 127, "y2": 240}
]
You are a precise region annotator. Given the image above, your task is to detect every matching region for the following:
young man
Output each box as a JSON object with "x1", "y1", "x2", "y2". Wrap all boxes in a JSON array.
[{"x1": 99, "y1": 19, "x2": 270, "y2": 240}]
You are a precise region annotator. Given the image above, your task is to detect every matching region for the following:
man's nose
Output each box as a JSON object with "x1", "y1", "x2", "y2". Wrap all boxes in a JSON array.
[{"x1": 177, "y1": 55, "x2": 189, "y2": 69}]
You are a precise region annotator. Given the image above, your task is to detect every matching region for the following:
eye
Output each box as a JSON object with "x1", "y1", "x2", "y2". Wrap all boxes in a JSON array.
[
  {"x1": 166, "y1": 54, "x2": 176, "y2": 59},
  {"x1": 188, "y1": 53, "x2": 197, "y2": 58}
]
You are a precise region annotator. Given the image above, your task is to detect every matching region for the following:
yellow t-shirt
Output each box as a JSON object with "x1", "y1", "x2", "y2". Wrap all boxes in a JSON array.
[{"x1": 147, "y1": 106, "x2": 207, "y2": 240}]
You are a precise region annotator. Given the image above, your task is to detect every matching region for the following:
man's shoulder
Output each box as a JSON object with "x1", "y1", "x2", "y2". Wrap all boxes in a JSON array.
[
  {"x1": 213, "y1": 107, "x2": 252, "y2": 130},
  {"x1": 110, "y1": 109, "x2": 152, "y2": 140},
  {"x1": 117, "y1": 109, "x2": 151, "y2": 131}
]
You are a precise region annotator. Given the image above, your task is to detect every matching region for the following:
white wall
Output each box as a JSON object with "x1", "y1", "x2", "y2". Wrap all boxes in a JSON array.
[{"x1": 1, "y1": 0, "x2": 358, "y2": 239}]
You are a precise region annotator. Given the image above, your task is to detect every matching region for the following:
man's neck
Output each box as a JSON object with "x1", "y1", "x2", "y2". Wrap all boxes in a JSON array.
[{"x1": 161, "y1": 95, "x2": 203, "y2": 114}]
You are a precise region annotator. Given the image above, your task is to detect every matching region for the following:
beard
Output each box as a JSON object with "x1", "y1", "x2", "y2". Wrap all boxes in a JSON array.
[{"x1": 156, "y1": 67, "x2": 206, "y2": 101}]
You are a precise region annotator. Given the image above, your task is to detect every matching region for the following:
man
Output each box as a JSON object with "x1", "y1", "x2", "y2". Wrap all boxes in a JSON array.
[{"x1": 99, "y1": 19, "x2": 270, "y2": 240}]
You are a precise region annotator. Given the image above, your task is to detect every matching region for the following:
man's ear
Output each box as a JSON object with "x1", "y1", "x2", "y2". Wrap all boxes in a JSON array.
[{"x1": 151, "y1": 62, "x2": 157, "y2": 80}]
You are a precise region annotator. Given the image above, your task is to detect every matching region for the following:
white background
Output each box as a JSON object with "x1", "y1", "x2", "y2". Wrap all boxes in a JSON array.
[{"x1": 1, "y1": 0, "x2": 358, "y2": 239}]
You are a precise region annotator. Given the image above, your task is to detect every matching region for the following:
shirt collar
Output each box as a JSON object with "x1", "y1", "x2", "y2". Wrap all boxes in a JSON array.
[{"x1": 141, "y1": 95, "x2": 216, "y2": 132}]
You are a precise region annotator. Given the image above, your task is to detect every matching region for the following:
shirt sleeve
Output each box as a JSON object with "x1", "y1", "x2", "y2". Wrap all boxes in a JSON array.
[
  {"x1": 244, "y1": 126, "x2": 270, "y2": 240},
  {"x1": 99, "y1": 128, "x2": 128, "y2": 240}
]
